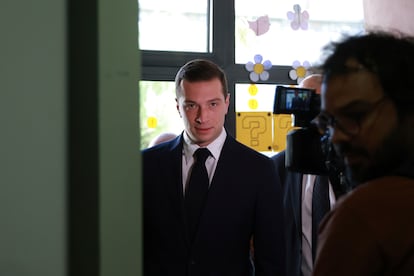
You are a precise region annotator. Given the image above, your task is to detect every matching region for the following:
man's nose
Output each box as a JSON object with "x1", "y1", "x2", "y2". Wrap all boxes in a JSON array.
[
  {"x1": 329, "y1": 126, "x2": 352, "y2": 145},
  {"x1": 196, "y1": 105, "x2": 210, "y2": 123}
]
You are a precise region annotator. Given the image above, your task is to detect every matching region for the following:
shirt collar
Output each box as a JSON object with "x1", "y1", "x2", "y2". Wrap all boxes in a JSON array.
[{"x1": 183, "y1": 127, "x2": 227, "y2": 163}]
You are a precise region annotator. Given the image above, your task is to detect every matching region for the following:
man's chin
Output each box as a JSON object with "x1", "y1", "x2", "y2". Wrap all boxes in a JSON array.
[
  {"x1": 346, "y1": 164, "x2": 367, "y2": 184},
  {"x1": 346, "y1": 161, "x2": 392, "y2": 186},
  {"x1": 344, "y1": 156, "x2": 380, "y2": 185},
  {"x1": 344, "y1": 152, "x2": 366, "y2": 167}
]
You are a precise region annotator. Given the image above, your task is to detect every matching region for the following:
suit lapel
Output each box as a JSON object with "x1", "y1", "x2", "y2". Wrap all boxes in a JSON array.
[
  {"x1": 165, "y1": 136, "x2": 191, "y2": 245},
  {"x1": 208, "y1": 136, "x2": 239, "y2": 192},
  {"x1": 188, "y1": 136, "x2": 234, "y2": 245},
  {"x1": 289, "y1": 172, "x2": 303, "y2": 236}
]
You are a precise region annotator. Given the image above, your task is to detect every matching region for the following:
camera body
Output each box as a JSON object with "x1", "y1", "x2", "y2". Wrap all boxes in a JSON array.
[
  {"x1": 285, "y1": 126, "x2": 329, "y2": 174},
  {"x1": 273, "y1": 85, "x2": 326, "y2": 174},
  {"x1": 273, "y1": 85, "x2": 350, "y2": 196}
]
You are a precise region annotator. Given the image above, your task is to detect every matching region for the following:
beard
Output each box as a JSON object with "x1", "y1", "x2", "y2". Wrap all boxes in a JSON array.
[{"x1": 334, "y1": 120, "x2": 414, "y2": 186}]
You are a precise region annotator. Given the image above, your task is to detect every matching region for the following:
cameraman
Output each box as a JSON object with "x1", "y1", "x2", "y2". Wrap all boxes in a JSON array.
[
  {"x1": 271, "y1": 74, "x2": 345, "y2": 276},
  {"x1": 313, "y1": 32, "x2": 414, "y2": 276}
]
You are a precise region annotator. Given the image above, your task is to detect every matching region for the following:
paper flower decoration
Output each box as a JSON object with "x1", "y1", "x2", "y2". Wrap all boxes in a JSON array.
[
  {"x1": 248, "y1": 15, "x2": 271, "y2": 36},
  {"x1": 147, "y1": 116, "x2": 158, "y2": 128},
  {"x1": 287, "y1": 4, "x2": 309, "y2": 30},
  {"x1": 289, "y1": 60, "x2": 312, "y2": 84},
  {"x1": 245, "y1": 55, "x2": 272, "y2": 82}
]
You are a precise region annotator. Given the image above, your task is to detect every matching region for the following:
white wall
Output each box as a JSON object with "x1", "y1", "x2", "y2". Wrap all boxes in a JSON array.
[{"x1": 364, "y1": 0, "x2": 414, "y2": 35}]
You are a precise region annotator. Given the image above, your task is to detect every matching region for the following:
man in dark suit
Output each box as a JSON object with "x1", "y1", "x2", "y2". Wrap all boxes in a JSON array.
[
  {"x1": 272, "y1": 151, "x2": 340, "y2": 276},
  {"x1": 291, "y1": 90, "x2": 305, "y2": 110},
  {"x1": 143, "y1": 59, "x2": 285, "y2": 276},
  {"x1": 271, "y1": 75, "x2": 345, "y2": 276},
  {"x1": 272, "y1": 151, "x2": 303, "y2": 276}
]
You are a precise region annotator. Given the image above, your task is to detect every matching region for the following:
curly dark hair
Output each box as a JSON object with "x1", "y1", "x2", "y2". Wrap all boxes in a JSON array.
[{"x1": 319, "y1": 31, "x2": 414, "y2": 113}]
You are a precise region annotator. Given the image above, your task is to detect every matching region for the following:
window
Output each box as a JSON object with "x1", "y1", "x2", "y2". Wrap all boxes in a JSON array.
[
  {"x1": 235, "y1": 0, "x2": 364, "y2": 65},
  {"x1": 139, "y1": 0, "x2": 364, "y2": 152},
  {"x1": 139, "y1": 81, "x2": 182, "y2": 149},
  {"x1": 139, "y1": 0, "x2": 211, "y2": 52}
]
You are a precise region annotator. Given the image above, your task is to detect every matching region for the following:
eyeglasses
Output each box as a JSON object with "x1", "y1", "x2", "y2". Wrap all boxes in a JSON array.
[{"x1": 313, "y1": 96, "x2": 388, "y2": 137}]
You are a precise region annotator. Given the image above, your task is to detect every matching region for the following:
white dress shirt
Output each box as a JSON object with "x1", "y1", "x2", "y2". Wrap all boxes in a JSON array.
[{"x1": 182, "y1": 128, "x2": 227, "y2": 194}]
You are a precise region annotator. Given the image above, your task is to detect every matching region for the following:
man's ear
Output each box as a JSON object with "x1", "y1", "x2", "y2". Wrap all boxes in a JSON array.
[
  {"x1": 176, "y1": 98, "x2": 182, "y2": 117},
  {"x1": 225, "y1": 94, "x2": 230, "y2": 114}
]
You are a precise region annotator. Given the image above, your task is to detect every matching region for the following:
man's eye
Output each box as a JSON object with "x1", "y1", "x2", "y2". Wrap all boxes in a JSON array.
[
  {"x1": 185, "y1": 103, "x2": 196, "y2": 109},
  {"x1": 342, "y1": 111, "x2": 366, "y2": 122},
  {"x1": 210, "y1": 102, "x2": 218, "y2": 107},
  {"x1": 314, "y1": 114, "x2": 331, "y2": 130}
]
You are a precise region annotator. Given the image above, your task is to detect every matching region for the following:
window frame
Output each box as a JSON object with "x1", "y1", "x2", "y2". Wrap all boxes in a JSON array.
[{"x1": 140, "y1": 0, "x2": 295, "y2": 137}]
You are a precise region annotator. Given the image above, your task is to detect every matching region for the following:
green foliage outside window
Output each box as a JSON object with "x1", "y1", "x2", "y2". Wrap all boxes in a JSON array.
[{"x1": 139, "y1": 81, "x2": 182, "y2": 149}]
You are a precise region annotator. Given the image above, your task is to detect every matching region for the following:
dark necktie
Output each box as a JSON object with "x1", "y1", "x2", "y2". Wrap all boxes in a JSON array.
[
  {"x1": 312, "y1": 175, "x2": 330, "y2": 262},
  {"x1": 185, "y1": 148, "x2": 210, "y2": 241}
]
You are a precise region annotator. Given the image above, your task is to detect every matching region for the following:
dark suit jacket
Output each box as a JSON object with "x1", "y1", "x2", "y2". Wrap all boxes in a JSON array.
[
  {"x1": 143, "y1": 133, "x2": 286, "y2": 276},
  {"x1": 272, "y1": 151, "x2": 335, "y2": 276},
  {"x1": 271, "y1": 151, "x2": 303, "y2": 276}
]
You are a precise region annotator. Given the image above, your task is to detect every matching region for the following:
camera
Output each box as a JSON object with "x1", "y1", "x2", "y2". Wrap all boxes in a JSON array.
[
  {"x1": 273, "y1": 85, "x2": 327, "y2": 174},
  {"x1": 273, "y1": 85, "x2": 350, "y2": 196},
  {"x1": 273, "y1": 86, "x2": 321, "y2": 128}
]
